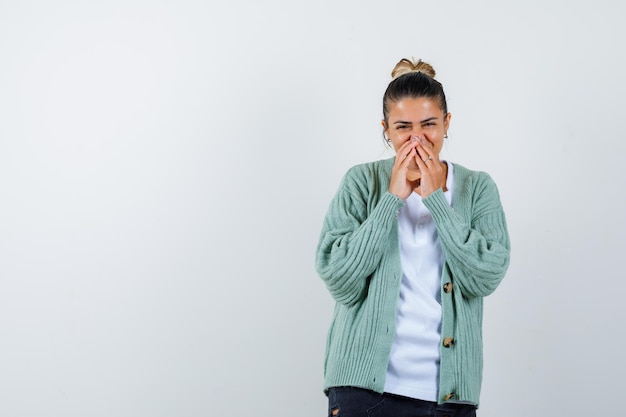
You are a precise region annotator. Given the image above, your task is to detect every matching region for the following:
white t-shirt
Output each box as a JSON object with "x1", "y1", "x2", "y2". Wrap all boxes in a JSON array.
[{"x1": 384, "y1": 162, "x2": 454, "y2": 401}]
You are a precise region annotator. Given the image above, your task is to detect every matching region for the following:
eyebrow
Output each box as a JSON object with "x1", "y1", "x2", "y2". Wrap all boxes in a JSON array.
[{"x1": 393, "y1": 117, "x2": 439, "y2": 125}]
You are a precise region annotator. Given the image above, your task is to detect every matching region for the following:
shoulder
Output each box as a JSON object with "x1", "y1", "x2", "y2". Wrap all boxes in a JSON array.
[
  {"x1": 332, "y1": 157, "x2": 394, "y2": 204},
  {"x1": 340, "y1": 157, "x2": 394, "y2": 188},
  {"x1": 345, "y1": 157, "x2": 394, "y2": 178},
  {"x1": 452, "y1": 162, "x2": 499, "y2": 190},
  {"x1": 453, "y1": 164, "x2": 500, "y2": 208}
]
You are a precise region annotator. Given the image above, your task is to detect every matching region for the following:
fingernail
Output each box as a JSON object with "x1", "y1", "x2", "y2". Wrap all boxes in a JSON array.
[{"x1": 410, "y1": 135, "x2": 419, "y2": 142}]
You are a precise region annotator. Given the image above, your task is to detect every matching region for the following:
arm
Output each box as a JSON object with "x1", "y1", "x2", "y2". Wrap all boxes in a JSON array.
[
  {"x1": 424, "y1": 173, "x2": 510, "y2": 298},
  {"x1": 315, "y1": 171, "x2": 404, "y2": 306}
]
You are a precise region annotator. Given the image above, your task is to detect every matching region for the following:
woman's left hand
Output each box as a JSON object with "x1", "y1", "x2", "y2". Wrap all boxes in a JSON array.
[{"x1": 414, "y1": 137, "x2": 447, "y2": 197}]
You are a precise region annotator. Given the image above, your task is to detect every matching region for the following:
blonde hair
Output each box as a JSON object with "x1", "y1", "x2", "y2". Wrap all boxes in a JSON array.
[{"x1": 391, "y1": 57, "x2": 436, "y2": 80}]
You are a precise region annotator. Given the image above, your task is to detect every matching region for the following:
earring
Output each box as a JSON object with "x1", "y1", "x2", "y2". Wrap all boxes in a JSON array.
[{"x1": 444, "y1": 133, "x2": 448, "y2": 139}]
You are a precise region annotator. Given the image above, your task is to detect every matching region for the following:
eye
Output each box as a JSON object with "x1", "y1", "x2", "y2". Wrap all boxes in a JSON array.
[
  {"x1": 396, "y1": 125, "x2": 409, "y2": 130},
  {"x1": 422, "y1": 122, "x2": 436, "y2": 127}
]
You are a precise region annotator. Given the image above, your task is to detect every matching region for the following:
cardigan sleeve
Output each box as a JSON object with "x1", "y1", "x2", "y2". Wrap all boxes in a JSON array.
[
  {"x1": 424, "y1": 172, "x2": 510, "y2": 298},
  {"x1": 315, "y1": 168, "x2": 404, "y2": 306}
]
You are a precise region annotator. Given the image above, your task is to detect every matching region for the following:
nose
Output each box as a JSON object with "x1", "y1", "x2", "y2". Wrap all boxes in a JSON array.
[{"x1": 409, "y1": 127, "x2": 425, "y2": 140}]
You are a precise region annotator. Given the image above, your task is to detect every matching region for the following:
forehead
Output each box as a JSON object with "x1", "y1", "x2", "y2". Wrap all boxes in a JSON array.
[{"x1": 388, "y1": 97, "x2": 442, "y2": 120}]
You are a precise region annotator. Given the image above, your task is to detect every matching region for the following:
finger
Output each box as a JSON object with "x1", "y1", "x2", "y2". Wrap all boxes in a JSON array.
[
  {"x1": 419, "y1": 136, "x2": 436, "y2": 154},
  {"x1": 404, "y1": 140, "x2": 419, "y2": 157},
  {"x1": 402, "y1": 148, "x2": 417, "y2": 168},
  {"x1": 394, "y1": 149, "x2": 411, "y2": 170},
  {"x1": 418, "y1": 140, "x2": 442, "y2": 163},
  {"x1": 403, "y1": 137, "x2": 420, "y2": 153},
  {"x1": 420, "y1": 136, "x2": 442, "y2": 161},
  {"x1": 395, "y1": 140, "x2": 417, "y2": 164},
  {"x1": 414, "y1": 150, "x2": 427, "y2": 171},
  {"x1": 415, "y1": 144, "x2": 432, "y2": 163},
  {"x1": 419, "y1": 136, "x2": 434, "y2": 149}
]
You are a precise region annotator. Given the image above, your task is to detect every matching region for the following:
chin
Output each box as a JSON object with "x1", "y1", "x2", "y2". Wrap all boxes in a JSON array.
[{"x1": 406, "y1": 169, "x2": 421, "y2": 181}]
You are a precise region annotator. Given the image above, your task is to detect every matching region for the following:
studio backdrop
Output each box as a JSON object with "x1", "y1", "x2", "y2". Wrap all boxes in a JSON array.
[{"x1": 0, "y1": 1, "x2": 624, "y2": 416}]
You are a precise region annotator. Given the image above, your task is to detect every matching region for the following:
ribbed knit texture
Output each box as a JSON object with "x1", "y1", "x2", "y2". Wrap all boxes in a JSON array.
[{"x1": 315, "y1": 157, "x2": 510, "y2": 406}]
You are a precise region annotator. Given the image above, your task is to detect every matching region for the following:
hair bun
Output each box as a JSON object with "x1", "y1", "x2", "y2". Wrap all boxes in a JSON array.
[{"x1": 391, "y1": 58, "x2": 436, "y2": 80}]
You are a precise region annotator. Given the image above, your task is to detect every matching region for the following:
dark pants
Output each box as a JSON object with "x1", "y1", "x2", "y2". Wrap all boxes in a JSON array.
[{"x1": 328, "y1": 386, "x2": 477, "y2": 417}]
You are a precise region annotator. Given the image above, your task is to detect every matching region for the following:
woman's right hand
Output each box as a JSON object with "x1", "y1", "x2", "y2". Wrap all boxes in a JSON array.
[{"x1": 388, "y1": 138, "x2": 418, "y2": 200}]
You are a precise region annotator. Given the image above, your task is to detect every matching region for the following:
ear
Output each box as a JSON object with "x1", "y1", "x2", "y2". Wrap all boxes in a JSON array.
[
  {"x1": 444, "y1": 112, "x2": 452, "y2": 133},
  {"x1": 381, "y1": 120, "x2": 388, "y2": 135}
]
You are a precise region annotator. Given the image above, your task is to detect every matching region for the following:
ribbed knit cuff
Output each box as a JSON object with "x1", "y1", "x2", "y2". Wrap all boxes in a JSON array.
[
  {"x1": 423, "y1": 189, "x2": 452, "y2": 222},
  {"x1": 374, "y1": 191, "x2": 405, "y2": 220}
]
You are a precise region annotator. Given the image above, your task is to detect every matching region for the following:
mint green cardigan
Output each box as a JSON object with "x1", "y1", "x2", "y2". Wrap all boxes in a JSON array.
[{"x1": 315, "y1": 157, "x2": 510, "y2": 406}]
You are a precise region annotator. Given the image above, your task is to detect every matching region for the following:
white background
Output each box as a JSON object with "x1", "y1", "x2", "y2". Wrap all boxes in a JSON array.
[{"x1": 1, "y1": 1, "x2": 624, "y2": 416}]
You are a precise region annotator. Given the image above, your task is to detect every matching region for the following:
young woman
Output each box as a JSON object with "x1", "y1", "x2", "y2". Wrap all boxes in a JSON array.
[{"x1": 315, "y1": 58, "x2": 511, "y2": 417}]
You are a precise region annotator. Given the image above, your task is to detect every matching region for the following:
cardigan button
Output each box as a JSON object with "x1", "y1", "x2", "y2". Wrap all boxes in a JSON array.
[
  {"x1": 443, "y1": 337, "x2": 454, "y2": 348},
  {"x1": 443, "y1": 282, "x2": 453, "y2": 293}
]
